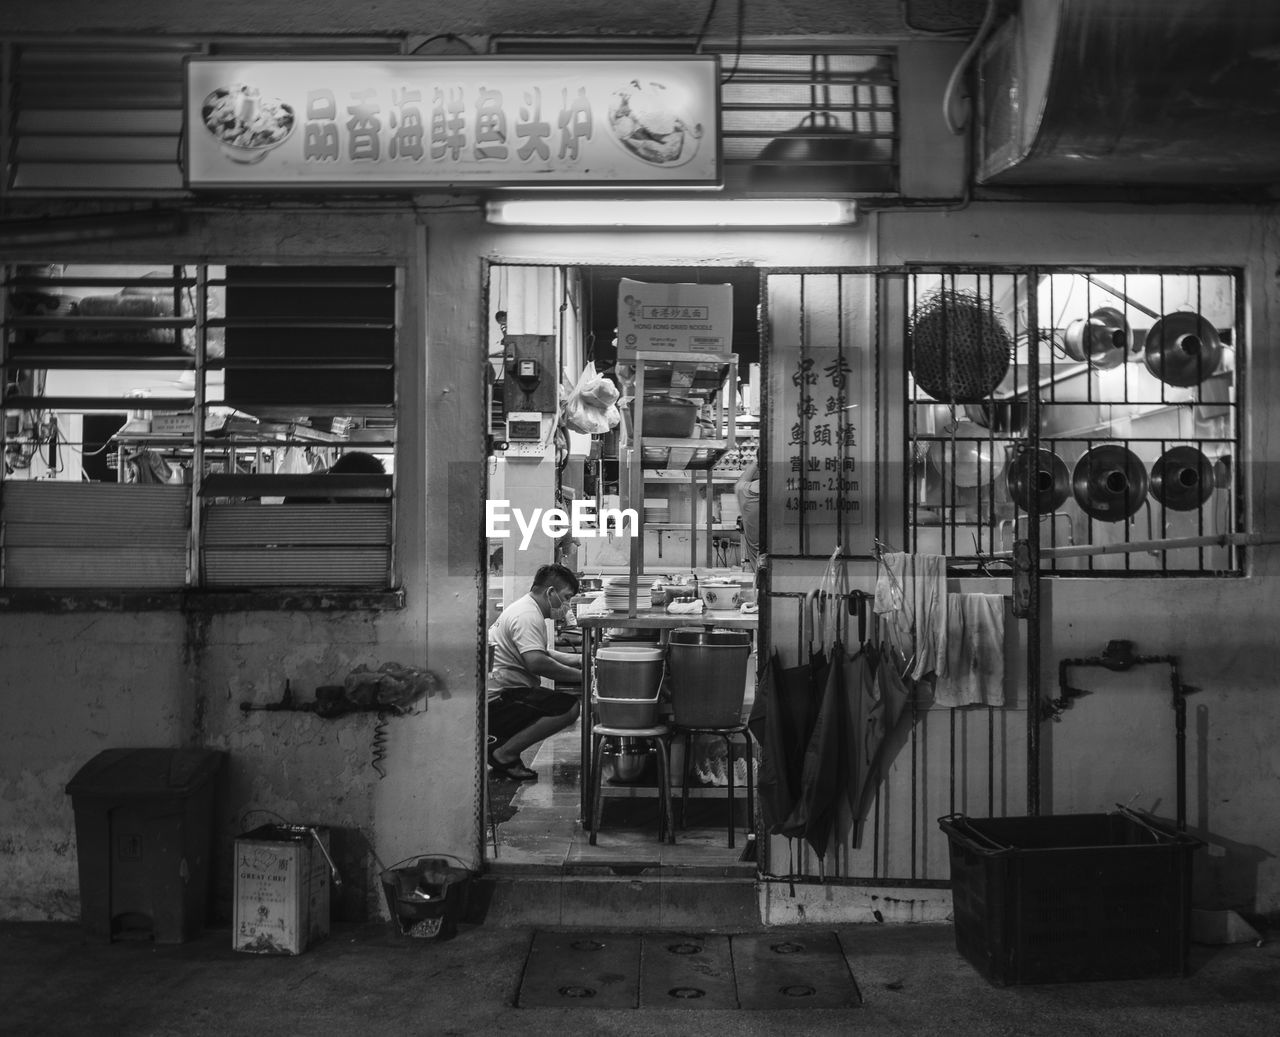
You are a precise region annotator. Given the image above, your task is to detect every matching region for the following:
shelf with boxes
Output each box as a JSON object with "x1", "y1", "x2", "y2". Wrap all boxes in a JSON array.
[{"x1": 618, "y1": 350, "x2": 739, "y2": 572}]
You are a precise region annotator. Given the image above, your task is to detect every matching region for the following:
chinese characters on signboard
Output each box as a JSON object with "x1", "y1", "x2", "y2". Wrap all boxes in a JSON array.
[
  {"x1": 766, "y1": 273, "x2": 875, "y2": 558},
  {"x1": 781, "y1": 348, "x2": 866, "y2": 538},
  {"x1": 298, "y1": 83, "x2": 593, "y2": 164},
  {"x1": 186, "y1": 57, "x2": 719, "y2": 187}
]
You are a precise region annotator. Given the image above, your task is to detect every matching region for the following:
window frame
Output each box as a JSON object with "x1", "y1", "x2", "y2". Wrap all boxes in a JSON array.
[{"x1": 0, "y1": 259, "x2": 403, "y2": 602}]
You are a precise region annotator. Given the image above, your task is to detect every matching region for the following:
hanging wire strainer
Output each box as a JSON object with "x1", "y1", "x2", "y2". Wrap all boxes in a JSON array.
[{"x1": 909, "y1": 287, "x2": 1014, "y2": 403}]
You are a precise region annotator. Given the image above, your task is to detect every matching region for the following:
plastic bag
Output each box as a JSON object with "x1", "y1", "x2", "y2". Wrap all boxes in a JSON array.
[
  {"x1": 340, "y1": 661, "x2": 438, "y2": 714},
  {"x1": 561, "y1": 362, "x2": 621, "y2": 435}
]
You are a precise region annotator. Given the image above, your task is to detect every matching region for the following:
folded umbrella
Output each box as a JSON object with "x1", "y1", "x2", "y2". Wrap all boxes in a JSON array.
[
  {"x1": 852, "y1": 644, "x2": 915, "y2": 839},
  {"x1": 787, "y1": 635, "x2": 843, "y2": 859},
  {"x1": 752, "y1": 593, "x2": 825, "y2": 834}
]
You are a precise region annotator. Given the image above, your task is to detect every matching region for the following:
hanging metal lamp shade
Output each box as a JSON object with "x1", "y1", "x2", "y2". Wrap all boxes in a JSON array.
[
  {"x1": 1007, "y1": 447, "x2": 1071, "y2": 514},
  {"x1": 1143, "y1": 311, "x2": 1223, "y2": 387},
  {"x1": 747, "y1": 55, "x2": 895, "y2": 195},
  {"x1": 929, "y1": 420, "x2": 1007, "y2": 488},
  {"x1": 1150, "y1": 445, "x2": 1214, "y2": 511},
  {"x1": 909, "y1": 288, "x2": 1014, "y2": 403},
  {"x1": 1072, "y1": 444, "x2": 1149, "y2": 522},
  {"x1": 1062, "y1": 306, "x2": 1134, "y2": 369}
]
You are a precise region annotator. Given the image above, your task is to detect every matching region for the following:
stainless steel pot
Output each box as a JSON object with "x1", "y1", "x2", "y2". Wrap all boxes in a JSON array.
[{"x1": 602, "y1": 737, "x2": 651, "y2": 783}]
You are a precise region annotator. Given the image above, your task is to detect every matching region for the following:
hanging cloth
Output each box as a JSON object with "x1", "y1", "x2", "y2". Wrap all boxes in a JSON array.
[
  {"x1": 910, "y1": 554, "x2": 948, "y2": 680},
  {"x1": 933, "y1": 592, "x2": 1006, "y2": 707},
  {"x1": 872, "y1": 552, "x2": 949, "y2": 680}
]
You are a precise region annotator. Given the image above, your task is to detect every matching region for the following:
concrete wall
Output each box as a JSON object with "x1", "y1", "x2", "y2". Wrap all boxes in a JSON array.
[
  {"x1": 0, "y1": 1, "x2": 917, "y2": 38},
  {"x1": 876, "y1": 203, "x2": 1280, "y2": 913},
  {"x1": 0, "y1": 209, "x2": 484, "y2": 922}
]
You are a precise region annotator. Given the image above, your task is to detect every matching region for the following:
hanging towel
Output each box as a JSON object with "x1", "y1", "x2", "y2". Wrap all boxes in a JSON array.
[
  {"x1": 910, "y1": 555, "x2": 948, "y2": 681},
  {"x1": 933, "y1": 592, "x2": 1006, "y2": 707},
  {"x1": 873, "y1": 552, "x2": 911, "y2": 662},
  {"x1": 873, "y1": 552, "x2": 948, "y2": 680}
]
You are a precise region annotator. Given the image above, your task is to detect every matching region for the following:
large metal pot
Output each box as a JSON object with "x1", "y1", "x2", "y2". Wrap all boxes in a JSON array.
[
  {"x1": 1063, "y1": 306, "x2": 1134, "y2": 369},
  {"x1": 1007, "y1": 447, "x2": 1071, "y2": 514},
  {"x1": 602, "y1": 737, "x2": 651, "y2": 783},
  {"x1": 1072, "y1": 444, "x2": 1149, "y2": 521},
  {"x1": 1143, "y1": 311, "x2": 1223, "y2": 387},
  {"x1": 1150, "y1": 446, "x2": 1213, "y2": 511}
]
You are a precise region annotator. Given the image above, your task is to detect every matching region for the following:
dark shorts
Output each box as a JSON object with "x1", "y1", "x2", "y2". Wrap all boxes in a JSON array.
[{"x1": 487, "y1": 687, "x2": 579, "y2": 745}]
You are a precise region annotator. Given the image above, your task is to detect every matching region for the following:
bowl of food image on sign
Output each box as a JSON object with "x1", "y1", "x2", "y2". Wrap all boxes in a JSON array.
[
  {"x1": 608, "y1": 80, "x2": 703, "y2": 167},
  {"x1": 202, "y1": 84, "x2": 296, "y2": 164}
]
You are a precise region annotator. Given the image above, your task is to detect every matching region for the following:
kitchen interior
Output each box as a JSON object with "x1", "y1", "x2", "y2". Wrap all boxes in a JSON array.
[{"x1": 485, "y1": 263, "x2": 762, "y2": 868}]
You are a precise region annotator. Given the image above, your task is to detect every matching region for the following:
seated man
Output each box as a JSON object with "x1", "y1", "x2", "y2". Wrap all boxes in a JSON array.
[{"x1": 485, "y1": 563, "x2": 583, "y2": 781}]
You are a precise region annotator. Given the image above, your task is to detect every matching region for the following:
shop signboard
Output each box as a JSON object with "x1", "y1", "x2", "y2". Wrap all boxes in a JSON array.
[{"x1": 185, "y1": 56, "x2": 720, "y2": 188}]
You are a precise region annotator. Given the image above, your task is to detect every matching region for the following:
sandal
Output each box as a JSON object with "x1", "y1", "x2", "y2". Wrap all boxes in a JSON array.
[{"x1": 488, "y1": 748, "x2": 537, "y2": 782}]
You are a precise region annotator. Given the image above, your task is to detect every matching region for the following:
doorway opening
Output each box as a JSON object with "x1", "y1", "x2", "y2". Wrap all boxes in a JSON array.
[{"x1": 482, "y1": 262, "x2": 762, "y2": 870}]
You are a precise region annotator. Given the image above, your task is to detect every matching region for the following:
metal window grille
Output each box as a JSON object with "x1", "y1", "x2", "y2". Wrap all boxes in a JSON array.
[
  {"x1": 761, "y1": 266, "x2": 1244, "y2": 573},
  {"x1": 492, "y1": 37, "x2": 900, "y2": 196},
  {"x1": 713, "y1": 49, "x2": 898, "y2": 196},
  {"x1": 904, "y1": 267, "x2": 1243, "y2": 576},
  {"x1": 0, "y1": 262, "x2": 398, "y2": 590}
]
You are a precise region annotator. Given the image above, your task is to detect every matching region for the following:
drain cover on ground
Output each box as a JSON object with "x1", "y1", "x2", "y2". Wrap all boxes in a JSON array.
[
  {"x1": 732, "y1": 932, "x2": 862, "y2": 1010},
  {"x1": 639, "y1": 935, "x2": 737, "y2": 1009},
  {"x1": 518, "y1": 931, "x2": 641, "y2": 1008},
  {"x1": 518, "y1": 931, "x2": 861, "y2": 1010}
]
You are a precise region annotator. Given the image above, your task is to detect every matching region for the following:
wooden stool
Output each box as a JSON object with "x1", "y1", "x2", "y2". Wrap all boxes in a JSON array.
[
  {"x1": 672, "y1": 723, "x2": 755, "y2": 848},
  {"x1": 589, "y1": 723, "x2": 675, "y2": 845}
]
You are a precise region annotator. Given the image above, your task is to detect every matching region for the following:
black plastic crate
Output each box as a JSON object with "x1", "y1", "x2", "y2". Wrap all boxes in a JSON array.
[{"x1": 938, "y1": 812, "x2": 1201, "y2": 985}]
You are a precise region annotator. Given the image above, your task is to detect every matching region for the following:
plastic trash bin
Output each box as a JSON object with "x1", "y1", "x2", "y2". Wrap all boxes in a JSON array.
[{"x1": 65, "y1": 747, "x2": 225, "y2": 944}]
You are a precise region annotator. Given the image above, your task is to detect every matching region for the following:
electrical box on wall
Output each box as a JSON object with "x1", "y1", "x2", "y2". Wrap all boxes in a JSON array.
[
  {"x1": 504, "y1": 411, "x2": 551, "y2": 458},
  {"x1": 501, "y1": 334, "x2": 557, "y2": 414}
]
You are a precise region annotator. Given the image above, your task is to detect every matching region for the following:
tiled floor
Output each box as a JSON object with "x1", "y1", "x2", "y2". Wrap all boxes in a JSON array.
[{"x1": 487, "y1": 727, "x2": 755, "y2": 870}]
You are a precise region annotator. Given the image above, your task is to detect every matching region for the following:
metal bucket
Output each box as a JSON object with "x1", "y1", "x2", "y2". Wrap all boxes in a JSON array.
[
  {"x1": 668, "y1": 628, "x2": 752, "y2": 727},
  {"x1": 595, "y1": 645, "x2": 665, "y2": 700}
]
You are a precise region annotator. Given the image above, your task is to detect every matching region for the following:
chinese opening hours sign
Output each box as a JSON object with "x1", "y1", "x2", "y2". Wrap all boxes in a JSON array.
[{"x1": 767, "y1": 274, "x2": 875, "y2": 557}]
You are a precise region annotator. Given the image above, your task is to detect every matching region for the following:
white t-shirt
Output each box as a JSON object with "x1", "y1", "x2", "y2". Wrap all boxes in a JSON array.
[{"x1": 486, "y1": 592, "x2": 549, "y2": 699}]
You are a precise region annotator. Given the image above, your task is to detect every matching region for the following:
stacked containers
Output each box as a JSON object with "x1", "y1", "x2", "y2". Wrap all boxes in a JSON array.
[{"x1": 593, "y1": 645, "x2": 665, "y2": 726}]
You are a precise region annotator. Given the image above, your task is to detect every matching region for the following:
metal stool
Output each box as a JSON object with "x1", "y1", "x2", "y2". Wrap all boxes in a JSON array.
[
  {"x1": 588, "y1": 723, "x2": 675, "y2": 845},
  {"x1": 672, "y1": 723, "x2": 755, "y2": 848}
]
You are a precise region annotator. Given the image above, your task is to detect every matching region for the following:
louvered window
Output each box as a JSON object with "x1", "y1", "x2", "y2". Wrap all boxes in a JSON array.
[
  {"x1": 1, "y1": 263, "x2": 398, "y2": 590},
  {"x1": 1, "y1": 36, "x2": 404, "y2": 196},
  {"x1": 715, "y1": 49, "x2": 897, "y2": 196},
  {"x1": 491, "y1": 38, "x2": 900, "y2": 196}
]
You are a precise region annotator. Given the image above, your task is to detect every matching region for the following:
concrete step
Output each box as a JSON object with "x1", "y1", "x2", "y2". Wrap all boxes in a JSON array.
[{"x1": 473, "y1": 861, "x2": 761, "y2": 930}]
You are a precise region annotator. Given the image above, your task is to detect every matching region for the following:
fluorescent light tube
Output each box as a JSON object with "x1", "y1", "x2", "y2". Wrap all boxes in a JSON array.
[{"x1": 486, "y1": 197, "x2": 857, "y2": 227}]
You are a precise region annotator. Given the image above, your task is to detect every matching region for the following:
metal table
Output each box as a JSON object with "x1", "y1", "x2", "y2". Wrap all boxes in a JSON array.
[{"x1": 575, "y1": 609, "x2": 759, "y2": 823}]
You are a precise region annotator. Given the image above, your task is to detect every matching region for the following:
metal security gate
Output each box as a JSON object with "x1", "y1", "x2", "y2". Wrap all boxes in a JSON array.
[
  {"x1": 756, "y1": 266, "x2": 998, "y2": 887},
  {"x1": 755, "y1": 264, "x2": 1243, "y2": 887}
]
